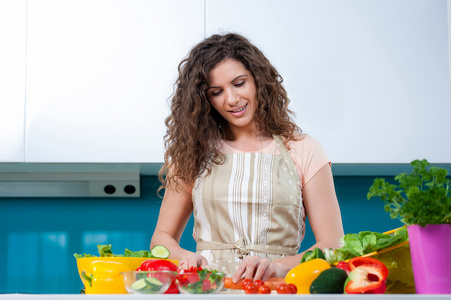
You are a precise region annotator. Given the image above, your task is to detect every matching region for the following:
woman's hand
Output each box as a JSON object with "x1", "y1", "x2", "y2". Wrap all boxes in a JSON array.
[
  {"x1": 232, "y1": 256, "x2": 291, "y2": 282},
  {"x1": 178, "y1": 253, "x2": 208, "y2": 270}
]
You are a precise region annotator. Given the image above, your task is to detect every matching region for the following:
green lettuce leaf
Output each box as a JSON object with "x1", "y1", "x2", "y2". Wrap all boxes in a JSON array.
[{"x1": 325, "y1": 227, "x2": 408, "y2": 264}]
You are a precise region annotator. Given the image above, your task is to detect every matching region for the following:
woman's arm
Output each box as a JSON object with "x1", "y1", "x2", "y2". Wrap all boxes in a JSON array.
[
  {"x1": 233, "y1": 163, "x2": 344, "y2": 281},
  {"x1": 301, "y1": 163, "x2": 344, "y2": 251},
  {"x1": 150, "y1": 183, "x2": 207, "y2": 268}
]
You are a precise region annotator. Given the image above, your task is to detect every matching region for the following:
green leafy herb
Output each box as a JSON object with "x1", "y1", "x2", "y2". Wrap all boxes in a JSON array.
[
  {"x1": 124, "y1": 248, "x2": 151, "y2": 258},
  {"x1": 367, "y1": 159, "x2": 451, "y2": 227},
  {"x1": 324, "y1": 227, "x2": 408, "y2": 264},
  {"x1": 73, "y1": 244, "x2": 160, "y2": 258},
  {"x1": 98, "y1": 244, "x2": 115, "y2": 257}
]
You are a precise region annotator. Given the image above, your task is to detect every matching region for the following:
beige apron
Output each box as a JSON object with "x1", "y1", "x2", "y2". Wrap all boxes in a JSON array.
[{"x1": 192, "y1": 135, "x2": 305, "y2": 276}]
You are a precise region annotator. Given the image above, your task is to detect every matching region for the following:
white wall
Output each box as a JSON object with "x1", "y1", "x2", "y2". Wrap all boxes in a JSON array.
[
  {"x1": 1, "y1": 0, "x2": 450, "y2": 165},
  {"x1": 207, "y1": 0, "x2": 451, "y2": 164},
  {"x1": 0, "y1": 0, "x2": 27, "y2": 162}
]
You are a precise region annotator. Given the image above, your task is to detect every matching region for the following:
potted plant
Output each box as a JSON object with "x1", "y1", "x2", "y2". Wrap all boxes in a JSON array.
[{"x1": 367, "y1": 159, "x2": 451, "y2": 294}]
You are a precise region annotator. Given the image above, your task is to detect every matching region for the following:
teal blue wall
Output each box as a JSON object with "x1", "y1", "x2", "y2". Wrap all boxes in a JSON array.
[{"x1": 0, "y1": 175, "x2": 403, "y2": 294}]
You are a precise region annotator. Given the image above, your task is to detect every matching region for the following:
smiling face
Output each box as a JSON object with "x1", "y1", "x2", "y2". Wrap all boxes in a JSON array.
[{"x1": 206, "y1": 59, "x2": 258, "y2": 138}]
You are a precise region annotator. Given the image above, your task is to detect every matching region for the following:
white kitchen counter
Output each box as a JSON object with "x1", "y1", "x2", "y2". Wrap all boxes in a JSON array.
[{"x1": 1, "y1": 294, "x2": 450, "y2": 299}]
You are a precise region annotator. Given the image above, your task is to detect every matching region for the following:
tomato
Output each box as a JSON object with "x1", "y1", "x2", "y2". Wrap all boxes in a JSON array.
[
  {"x1": 242, "y1": 279, "x2": 253, "y2": 287},
  {"x1": 137, "y1": 259, "x2": 179, "y2": 294},
  {"x1": 176, "y1": 274, "x2": 188, "y2": 285},
  {"x1": 277, "y1": 283, "x2": 292, "y2": 294},
  {"x1": 186, "y1": 272, "x2": 200, "y2": 284},
  {"x1": 244, "y1": 283, "x2": 258, "y2": 294},
  {"x1": 202, "y1": 279, "x2": 212, "y2": 292},
  {"x1": 253, "y1": 280, "x2": 265, "y2": 287},
  {"x1": 287, "y1": 283, "x2": 297, "y2": 294},
  {"x1": 258, "y1": 285, "x2": 271, "y2": 294}
]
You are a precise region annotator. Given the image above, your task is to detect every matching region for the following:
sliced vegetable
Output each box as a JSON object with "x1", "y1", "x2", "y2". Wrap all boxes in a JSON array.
[
  {"x1": 150, "y1": 245, "x2": 170, "y2": 259},
  {"x1": 129, "y1": 276, "x2": 164, "y2": 293},
  {"x1": 176, "y1": 268, "x2": 225, "y2": 294},
  {"x1": 344, "y1": 257, "x2": 388, "y2": 294},
  {"x1": 130, "y1": 278, "x2": 148, "y2": 291},
  {"x1": 336, "y1": 261, "x2": 351, "y2": 275},
  {"x1": 284, "y1": 258, "x2": 331, "y2": 294},
  {"x1": 144, "y1": 277, "x2": 164, "y2": 292}
]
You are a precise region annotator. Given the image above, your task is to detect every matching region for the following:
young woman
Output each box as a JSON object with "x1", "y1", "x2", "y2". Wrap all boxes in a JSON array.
[{"x1": 151, "y1": 33, "x2": 343, "y2": 282}]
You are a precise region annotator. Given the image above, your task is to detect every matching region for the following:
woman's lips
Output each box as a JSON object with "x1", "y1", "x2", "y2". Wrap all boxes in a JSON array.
[{"x1": 229, "y1": 103, "x2": 248, "y2": 117}]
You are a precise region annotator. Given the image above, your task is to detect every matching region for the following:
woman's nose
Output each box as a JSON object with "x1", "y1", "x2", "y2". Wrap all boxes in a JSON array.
[{"x1": 225, "y1": 88, "x2": 239, "y2": 107}]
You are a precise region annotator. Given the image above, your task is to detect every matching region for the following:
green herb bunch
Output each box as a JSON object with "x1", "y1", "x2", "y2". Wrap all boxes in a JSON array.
[
  {"x1": 367, "y1": 159, "x2": 451, "y2": 227},
  {"x1": 74, "y1": 244, "x2": 154, "y2": 258}
]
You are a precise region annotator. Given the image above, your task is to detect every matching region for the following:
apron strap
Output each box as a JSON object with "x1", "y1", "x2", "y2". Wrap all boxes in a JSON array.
[
  {"x1": 273, "y1": 135, "x2": 292, "y2": 160},
  {"x1": 197, "y1": 239, "x2": 298, "y2": 259}
]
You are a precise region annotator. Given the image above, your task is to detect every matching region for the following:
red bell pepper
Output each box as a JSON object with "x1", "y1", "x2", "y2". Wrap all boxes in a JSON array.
[
  {"x1": 136, "y1": 259, "x2": 179, "y2": 294},
  {"x1": 344, "y1": 257, "x2": 388, "y2": 294},
  {"x1": 336, "y1": 261, "x2": 351, "y2": 275}
]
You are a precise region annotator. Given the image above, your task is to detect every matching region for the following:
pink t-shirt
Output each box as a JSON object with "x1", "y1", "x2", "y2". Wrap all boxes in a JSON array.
[{"x1": 219, "y1": 134, "x2": 330, "y2": 189}]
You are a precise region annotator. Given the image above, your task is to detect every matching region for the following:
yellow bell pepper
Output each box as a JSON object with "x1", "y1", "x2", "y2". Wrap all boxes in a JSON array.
[
  {"x1": 285, "y1": 258, "x2": 331, "y2": 294},
  {"x1": 81, "y1": 260, "x2": 131, "y2": 294}
]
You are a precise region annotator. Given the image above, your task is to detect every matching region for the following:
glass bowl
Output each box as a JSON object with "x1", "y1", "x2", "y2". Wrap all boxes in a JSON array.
[
  {"x1": 175, "y1": 270, "x2": 225, "y2": 294},
  {"x1": 120, "y1": 270, "x2": 177, "y2": 294}
]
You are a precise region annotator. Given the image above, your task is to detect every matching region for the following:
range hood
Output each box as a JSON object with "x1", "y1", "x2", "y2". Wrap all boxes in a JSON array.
[{"x1": 0, "y1": 163, "x2": 142, "y2": 198}]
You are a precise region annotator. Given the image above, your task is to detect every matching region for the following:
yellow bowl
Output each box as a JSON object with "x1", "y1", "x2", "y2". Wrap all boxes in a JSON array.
[
  {"x1": 76, "y1": 257, "x2": 179, "y2": 294},
  {"x1": 334, "y1": 228, "x2": 415, "y2": 294}
]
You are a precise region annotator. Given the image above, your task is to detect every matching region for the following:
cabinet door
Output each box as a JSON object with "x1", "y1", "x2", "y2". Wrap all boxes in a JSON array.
[
  {"x1": 26, "y1": 0, "x2": 204, "y2": 163},
  {"x1": 206, "y1": 0, "x2": 451, "y2": 164},
  {"x1": 0, "y1": 0, "x2": 27, "y2": 162}
]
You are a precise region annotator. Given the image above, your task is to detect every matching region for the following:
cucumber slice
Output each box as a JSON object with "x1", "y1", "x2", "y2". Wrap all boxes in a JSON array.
[
  {"x1": 144, "y1": 277, "x2": 163, "y2": 292},
  {"x1": 145, "y1": 277, "x2": 163, "y2": 287},
  {"x1": 150, "y1": 245, "x2": 170, "y2": 259},
  {"x1": 130, "y1": 278, "x2": 147, "y2": 291}
]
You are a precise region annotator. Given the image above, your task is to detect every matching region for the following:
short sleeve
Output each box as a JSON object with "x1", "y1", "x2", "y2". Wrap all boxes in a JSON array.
[{"x1": 286, "y1": 134, "x2": 331, "y2": 189}]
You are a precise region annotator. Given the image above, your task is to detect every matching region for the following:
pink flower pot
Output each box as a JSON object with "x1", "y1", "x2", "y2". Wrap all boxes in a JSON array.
[{"x1": 407, "y1": 224, "x2": 451, "y2": 294}]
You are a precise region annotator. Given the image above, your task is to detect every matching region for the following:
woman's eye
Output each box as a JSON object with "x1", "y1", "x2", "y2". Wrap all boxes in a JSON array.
[
  {"x1": 235, "y1": 81, "x2": 245, "y2": 87},
  {"x1": 211, "y1": 90, "x2": 222, "y2": 96}
]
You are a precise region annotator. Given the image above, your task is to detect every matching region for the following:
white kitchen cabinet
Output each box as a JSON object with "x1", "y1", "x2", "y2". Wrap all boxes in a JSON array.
[
  {"x1": 0, "y1": 0, "x2": 27, "y2": 162},
  {"x1": 206, "y1": 0, "x2": 451, "y2": 164},
  {"x1": 25, "y1": 0, "x2": 204, "y2": 163}
]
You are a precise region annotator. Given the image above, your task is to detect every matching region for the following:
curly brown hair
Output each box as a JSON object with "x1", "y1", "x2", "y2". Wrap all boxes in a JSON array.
[{"x1": 158, "y1": 33, "x2": 301, "y2": 193}]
